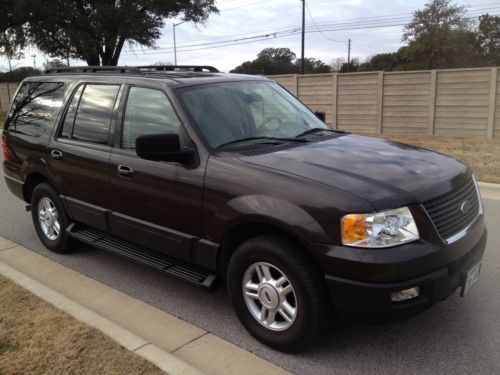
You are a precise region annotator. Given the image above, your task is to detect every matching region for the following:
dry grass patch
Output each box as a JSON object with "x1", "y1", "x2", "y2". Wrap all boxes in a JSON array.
[
  {"x1": 0, "y1": 276, "x2": 163, "y2": 375},
  {"x1": 381, "y1": 135, "x2": 500, "y2": 184}
]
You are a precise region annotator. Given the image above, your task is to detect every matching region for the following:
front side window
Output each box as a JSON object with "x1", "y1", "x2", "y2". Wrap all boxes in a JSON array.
[
  {"x1": 122, "y1": 87, "x2": 181, "y2": 149},
  {"x1": 179, "y1": 81, "x2": 327, "y2": 148},
  {"x1": 60, "y1": 84, "x2": 119, "y2": 144},
  {"x1": 5, "y1": 82, "x2": 64, "y2": 137}
]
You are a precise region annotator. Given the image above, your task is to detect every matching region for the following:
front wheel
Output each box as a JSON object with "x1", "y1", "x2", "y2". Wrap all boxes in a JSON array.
[
  {"x1": 227, "y1": 234, "x2": 330, "y2": 352},
  {"x1": 31, "y1": 183, "x2": 76, "y2": 253}
]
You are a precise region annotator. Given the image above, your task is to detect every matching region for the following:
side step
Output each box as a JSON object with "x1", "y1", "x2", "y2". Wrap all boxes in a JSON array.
[{"x1": 67, "y1": 223, "x2": 217, "y2": 289}]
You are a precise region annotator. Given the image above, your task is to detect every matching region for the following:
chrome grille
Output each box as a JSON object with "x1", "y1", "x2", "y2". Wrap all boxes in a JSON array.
[{"x1": 423, "y1": 177, "x2": 480, "y2": 240}]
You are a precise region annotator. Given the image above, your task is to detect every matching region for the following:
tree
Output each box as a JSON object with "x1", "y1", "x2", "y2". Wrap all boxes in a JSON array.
[
  {"x1": 44, "y1": 59, "x2": 67, "y2": 70},
  {"x1": 0, "y1": 67, "x2": 41, "y2": 82},
  {"x1": 297, "y1": 58, "x2": 331, "y2": 74},
  {"x1": 339, "y1": 58, "x2": 360, "y2": 73},
  {"x1": 2, "y1": 0, "x2": 217, "y2": 66},
  {"x1": 231, "y1": 48, "x2": 296, "y2": 75},
  {"x1": 359, "y1": 52, "x2": 405, "y2": 71},
  {"x1": 231, "y1": 48, "x2": 331, "y2": 75},
  {"x1": 401, "y1": 0, "x2": 478, "y2": 69},
  {"x1": 477, "y1": 14, "x2": 500, "y2": 66},
  {"x1": 0, "y1": 29, "x2": 23, "y2": 72},
  {"x1": 330, "y1": 57, "x2": 346, "y2": 72}
]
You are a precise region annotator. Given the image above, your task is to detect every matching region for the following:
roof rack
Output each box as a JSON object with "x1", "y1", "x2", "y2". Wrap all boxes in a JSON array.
[
  {"x1": 43, "y1": 65, "x2": 220, "y2": 75},
  {"x1": 43, "y1": 66, "x2": 142, "y2": 74},
  {"x1": 136, "y1": 65, "x2": 219, "y2": 73}
]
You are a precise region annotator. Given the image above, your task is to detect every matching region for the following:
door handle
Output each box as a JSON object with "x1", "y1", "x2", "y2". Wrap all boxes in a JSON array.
[
  {"x1": 51, "y1": 149, "x2": 63, "y2": 160},
  {"x1": 117, "y1": 164, "x2": 134, "y2": 177}
]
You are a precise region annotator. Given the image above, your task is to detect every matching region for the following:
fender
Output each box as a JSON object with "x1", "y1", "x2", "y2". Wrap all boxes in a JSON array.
[{"x1": 207, "y1": 194, "x2": 331, "y2": 246}]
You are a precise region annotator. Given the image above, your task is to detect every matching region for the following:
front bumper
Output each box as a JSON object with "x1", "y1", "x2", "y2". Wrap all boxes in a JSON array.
[{"x1": 324, "y1": 228, "x2": 487, "y2": 321}]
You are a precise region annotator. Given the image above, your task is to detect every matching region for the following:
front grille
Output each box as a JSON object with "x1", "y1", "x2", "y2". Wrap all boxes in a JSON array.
[{"x1": 423, "y1": 177, "x2": 480, "y2": 240}]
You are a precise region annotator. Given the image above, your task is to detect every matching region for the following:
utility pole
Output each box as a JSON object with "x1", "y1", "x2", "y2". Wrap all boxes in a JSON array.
[
  {"x1": 300, "y1": 0, "x2": 305, "y2": 75},
  {"x1": 173, "y1": 23, "x2": 177, "y2": 65},
  {"x1": 347, "y1": 38, "x2": 351, "y2": 72},
  {"x1": 173, "y1": 21, "x2": 186, "y2": 65}
]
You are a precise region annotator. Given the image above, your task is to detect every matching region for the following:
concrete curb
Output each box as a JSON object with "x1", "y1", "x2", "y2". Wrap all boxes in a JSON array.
[
  {"x1": 478, "y1": 181, "x2": 500, "y2": 201},
  {"x1": 0, "y1": 239, "x2": 289, "y2": 375},
  {"x1": 0, "y1": 259, "x2": 204, "y2": 375}
]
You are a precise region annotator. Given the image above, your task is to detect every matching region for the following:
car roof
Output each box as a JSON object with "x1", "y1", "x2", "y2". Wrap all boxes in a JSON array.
[{"x1": 23, "y1": 65, "x2": 270, "y2": 88}]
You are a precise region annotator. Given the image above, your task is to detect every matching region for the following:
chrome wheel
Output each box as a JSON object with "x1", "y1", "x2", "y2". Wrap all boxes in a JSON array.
[
  {"x1": 37, "y1": 197, "x2": 61, "y2": 241},
  {"x1": 242, "y1": 262, "x2": 297, "y2": 331}
]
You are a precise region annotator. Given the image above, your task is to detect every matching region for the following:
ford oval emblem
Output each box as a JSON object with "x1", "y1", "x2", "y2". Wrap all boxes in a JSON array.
[{"x1": 460, "y1": 200, "x2": 472, "y2": 214}]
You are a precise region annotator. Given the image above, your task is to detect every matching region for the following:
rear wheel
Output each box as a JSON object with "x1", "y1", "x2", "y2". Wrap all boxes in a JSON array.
[
  {"x1": 227, "y1": 234, "x2": 330, "y2": 352},
  {"x1": 31, "y1": 183, "x2": 76, "y2": 253}
]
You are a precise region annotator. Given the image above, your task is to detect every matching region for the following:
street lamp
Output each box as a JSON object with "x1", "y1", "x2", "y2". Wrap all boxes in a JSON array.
[{"x1": 173, "y1": 21, "x2": 187, "y2": 65}]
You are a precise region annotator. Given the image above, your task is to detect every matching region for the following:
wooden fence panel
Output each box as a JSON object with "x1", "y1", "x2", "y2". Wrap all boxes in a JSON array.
[
  {"x1": 4, "y1": 69, "x2": 500, "y2": 139},
  {"x1": 434, "y1": 69, "x2": 491, "y2": 137},
  {"x1": 337, "y1": 72, "x2": 378, "y2": 134},
  {"x1": 382, "y1": 71, "x2": 431, "y2": 135},
  {"x1": 269, "y1": 75, "x2": 297, "y2": 96},
  {"x1": 494, "y1": 69, "x2": 500, "y2": 138},
  {"x1": 298, "y1": 74, "x2": 335, "y2": 128}
]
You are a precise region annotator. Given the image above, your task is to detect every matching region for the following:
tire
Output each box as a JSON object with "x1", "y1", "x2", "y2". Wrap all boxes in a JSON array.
[
  {"x1": 227, "y1": 234, "x2": 330, "y2": 352},
  {"x1": 31, "y1": 182, "x2": 76, "y2": 253}
]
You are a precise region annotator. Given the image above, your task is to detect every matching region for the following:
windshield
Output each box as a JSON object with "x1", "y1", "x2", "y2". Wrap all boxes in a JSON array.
[{"x1": 179, "y1": 81, "x2": 328, "y2": 149}]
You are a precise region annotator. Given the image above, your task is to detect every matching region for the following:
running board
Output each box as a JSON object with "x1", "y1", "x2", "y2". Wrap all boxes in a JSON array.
[{"x1": 66, "y1": 223, "x2": 217, "y2": 289}]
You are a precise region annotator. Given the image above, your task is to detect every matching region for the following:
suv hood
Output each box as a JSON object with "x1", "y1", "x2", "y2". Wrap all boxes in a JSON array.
[{"x1": 239, "y1": 134, "x2": 470, "y2": 210}]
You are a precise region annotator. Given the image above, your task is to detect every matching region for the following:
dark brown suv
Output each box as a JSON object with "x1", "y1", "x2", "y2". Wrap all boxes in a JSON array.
[{"x1": 2, "y1": 65, "x2": 487, "y2": 352}]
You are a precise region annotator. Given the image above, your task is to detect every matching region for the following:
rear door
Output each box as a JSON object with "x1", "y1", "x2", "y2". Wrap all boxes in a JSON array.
[
  {"x1": 47, "y1": 82, "x2": 123, "y2": 231},
  {"x1": 107, "y1": 83, "x2": 204, "y2": 261}
]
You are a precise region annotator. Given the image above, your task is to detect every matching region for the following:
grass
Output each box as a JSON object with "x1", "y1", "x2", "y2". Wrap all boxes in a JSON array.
[
  {"x1": 0, "y1": 276, "x2": 163, "y2": 375},
  {"x1": 0, "y1": 338, "x2": 18, "y2": 356},
  {"x1": 382, "y1": 134, "x2": 500, "y2": 184}
]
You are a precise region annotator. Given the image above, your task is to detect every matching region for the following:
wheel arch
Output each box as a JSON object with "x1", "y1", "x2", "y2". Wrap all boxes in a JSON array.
[
  {"x1": 23, "y1": 172, "x2": 59, "y2": 203},
  {"x1": 217, "y1": 219, "x2": 322, "y2": 277}
]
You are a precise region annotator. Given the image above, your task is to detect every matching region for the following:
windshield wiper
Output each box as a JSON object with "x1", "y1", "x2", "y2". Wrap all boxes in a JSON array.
[
  {"x1": 216, "y1": 136, "x2": 308, "y2": 149},
  {"x1": 295, "y1": 128, "x2": 347, "y2": 138}
]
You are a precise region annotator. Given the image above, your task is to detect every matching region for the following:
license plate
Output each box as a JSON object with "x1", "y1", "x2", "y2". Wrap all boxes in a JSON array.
[{"x1": 461, "y1": 262, "x2": 481, "y2": 297}]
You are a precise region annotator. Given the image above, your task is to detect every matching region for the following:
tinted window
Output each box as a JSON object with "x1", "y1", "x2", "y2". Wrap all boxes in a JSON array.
[
  {"x1": 5, "y1": 82, "x2": 64, "y2": 137},
  {"x1": 122, "y1": 87, "x2": 181, "y2": 149},
  {"x1": 60, "y1": 85, "x2": 84, "y2": 139},
  {"x1": 72, "y1": 84, "x2": 120, "y2": 144}
]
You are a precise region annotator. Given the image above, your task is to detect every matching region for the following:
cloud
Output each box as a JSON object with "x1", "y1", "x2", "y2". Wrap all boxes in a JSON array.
[{"x1": 1, "y1": 0, "x2": 493, "y2": 72}]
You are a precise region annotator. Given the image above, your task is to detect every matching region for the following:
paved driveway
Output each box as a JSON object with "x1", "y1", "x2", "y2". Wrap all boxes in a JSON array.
[{"x1": 0, "y1": 173, "x2": 498, "y2": 375}]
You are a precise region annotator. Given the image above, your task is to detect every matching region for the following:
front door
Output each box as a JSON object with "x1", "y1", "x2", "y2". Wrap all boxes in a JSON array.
[{"x1": 107, "y1": 84, "x2": 204, "y2": 261}]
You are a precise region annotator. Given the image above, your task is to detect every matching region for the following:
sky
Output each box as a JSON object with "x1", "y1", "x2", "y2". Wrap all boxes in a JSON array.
[{"x1": 1, "y1": 0, "x2": 499, "y2": 73}]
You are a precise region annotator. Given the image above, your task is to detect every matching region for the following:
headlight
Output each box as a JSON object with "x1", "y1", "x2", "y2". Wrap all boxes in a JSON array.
[{"x1": 341, "y1": 207, "x2": 419, "y2": 248}]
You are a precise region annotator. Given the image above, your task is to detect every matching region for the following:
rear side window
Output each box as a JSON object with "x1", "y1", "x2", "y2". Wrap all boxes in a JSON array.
[
  {"x1": 5, "y1": 82, "x2": 64, "y2": 137},
  {"x1": 60, "y1": 84, "x2": 120, "y2": 144},
  {"x1": 122, "y1": 87, "x2": 181, "y2": 149},
  {"x1": 60, "y1": 85, "x2": 84, "y2": 139}
]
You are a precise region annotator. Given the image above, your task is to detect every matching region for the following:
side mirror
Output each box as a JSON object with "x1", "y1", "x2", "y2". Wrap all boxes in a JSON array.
[
  {"x1": 136, "y1": 133, "x2": 194, "y2": 163},
  {"x1": 314, "y1": 109, "x2": 326, "y2": 122}
]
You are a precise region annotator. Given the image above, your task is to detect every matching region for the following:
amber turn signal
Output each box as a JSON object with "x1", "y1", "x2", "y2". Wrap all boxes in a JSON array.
[{"x1": 342, "y1": 214, "x2": 367, "y2": 243}]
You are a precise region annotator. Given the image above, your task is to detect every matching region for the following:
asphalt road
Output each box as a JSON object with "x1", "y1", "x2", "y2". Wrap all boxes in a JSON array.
[{"x1": 0, "y1": 174, "x2": 498, "y2": 375}]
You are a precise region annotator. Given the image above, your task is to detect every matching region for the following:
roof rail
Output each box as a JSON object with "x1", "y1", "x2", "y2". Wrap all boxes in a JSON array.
[
  {"x1": 43, "y1": 66, "x2": 142, "y2": 74},
  {"x1": 136, "y1": 65, "x2": 220, "y2": 73}
]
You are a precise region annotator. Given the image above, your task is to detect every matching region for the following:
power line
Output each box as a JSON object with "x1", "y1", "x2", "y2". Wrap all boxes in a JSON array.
[
  {"x1": 304, "y1": 0, "x2": 347, "y2": 45},
  {"x1": 121, "y1": 8, "x2": 500, "y2": 56},
  {"x1": 135, "y1": 4, "x2": 499, "y2": 50},
  {"x1": 218, "y1": 0, "x2": 272, "y2": 11}
]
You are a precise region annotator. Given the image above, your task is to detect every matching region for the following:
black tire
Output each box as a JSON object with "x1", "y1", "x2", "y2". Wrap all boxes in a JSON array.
[
  {"x1": 227, "y1": 234, "x2": 330, "y2": 352},
  {"x1": 31, "y1": 182, "x2": 76, "y2": 253}
]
